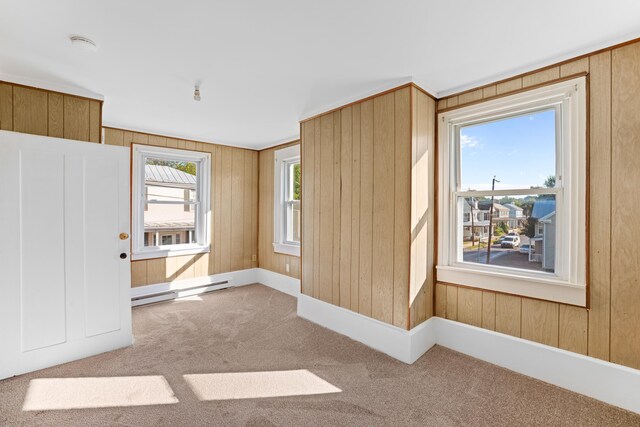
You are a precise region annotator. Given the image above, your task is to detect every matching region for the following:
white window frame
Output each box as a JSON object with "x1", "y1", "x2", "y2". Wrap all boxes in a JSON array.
[
  {"x1": 273, "y1": 145, "x2": 301, "y2": 257},
  {"x1": 132, "y1": 144, "x2": 211, "y2": 260},
  {"x1": 437, "y1": 77, "x2": 587, "y2": 306}
]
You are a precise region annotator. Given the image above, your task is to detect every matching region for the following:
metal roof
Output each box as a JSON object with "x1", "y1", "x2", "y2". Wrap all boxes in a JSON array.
[
  {"x1": 145, "y1": 165, "x2": 196, "y2": 187},
  {"x1": 531, "y1": 199, "x2": 556, "y2": 219},
  {"x1": 504, "y1": 203, "x2": 524, "y2": 211}
]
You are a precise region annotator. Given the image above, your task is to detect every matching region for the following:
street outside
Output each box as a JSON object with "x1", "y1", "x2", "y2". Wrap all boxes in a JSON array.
[{"x1": 462, "y1": 234, "x2": 543, "y2": 271}]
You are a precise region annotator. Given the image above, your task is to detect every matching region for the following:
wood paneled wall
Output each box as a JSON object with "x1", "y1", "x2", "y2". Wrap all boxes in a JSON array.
[
  {"x1": 301, "y1": 85, "x2": 434, "y2": 329},
  {"x1": 257, "y1": 141, "x2": 301, "y2": 279},
  {"x1": 435, "y1": 40, "x2": 640, "y2": 370},
  {"x1": 409, "y1": 88, "x2": 436, "y2": 328},
  {"x1": 104, "y1": 127, "x2": 259, "y2": 287},
  {"x1": 0, "y1": 81, "x2": 101, "y2": 142}
]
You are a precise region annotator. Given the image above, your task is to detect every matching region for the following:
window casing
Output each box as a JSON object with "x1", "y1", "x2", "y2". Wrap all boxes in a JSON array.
[
  {"x1": 273, "y1": 145, "x2": 301, "y2": 257},
  {"x1": 437, "y1": 77, "x2": 587, "y2": 306},
  {"x1": 132, "y1": 145, "x2": 211, "y2": 260}
]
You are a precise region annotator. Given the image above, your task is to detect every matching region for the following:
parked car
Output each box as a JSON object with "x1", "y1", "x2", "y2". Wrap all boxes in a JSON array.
[
  {"x1": 508, "y1": 231, "x2": 518, "y2": 236},
  {"x1": 519, "y1": 244, "x2": 531, "y2": 254},
  {"x1": 501, "y1": 235, "x2": 520, "y2": 248}
]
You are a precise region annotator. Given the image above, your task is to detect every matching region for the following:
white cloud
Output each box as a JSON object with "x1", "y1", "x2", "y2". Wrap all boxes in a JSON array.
[{"x1": 460, "y1": 134, "x2": 479, "y2": 148}]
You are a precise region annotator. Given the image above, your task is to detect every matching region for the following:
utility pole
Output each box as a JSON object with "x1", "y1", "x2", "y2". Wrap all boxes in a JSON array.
[{"x1": 486, "y1": 176, "x2": 500, "y2": 264}]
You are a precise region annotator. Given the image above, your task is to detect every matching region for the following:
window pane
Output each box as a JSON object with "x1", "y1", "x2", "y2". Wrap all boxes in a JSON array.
[
  {"x1": 143, "y1": 158, "x2": 197, "y2": 247},
  {"x1": 292, "y1": 163, "x2": 301, "y2": 201},
  {"x1": 459, "y1": 109, "x2": 556, "y2": 191},
  {"x1": 286, "y1": 201, "x2": 301, "y2": 243},
  {"x1": 145, "y1": 158, "x2": 197, "y2": 202},
  {"x1": 460, "y1": 194, "x2": 556, "y2": 273},
  {"x1": 144, "y1": 207, "x2": 195, "y2": 247}
]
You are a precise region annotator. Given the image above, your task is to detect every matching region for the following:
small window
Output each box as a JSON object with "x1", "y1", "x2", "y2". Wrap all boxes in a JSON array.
[
  {"x1": 273, "y1": 145, "x2": 301, "y2": 257},
  {"x1": 132, "y1": 145, "x2": 211, "y2": 260},
  {"x1": 438, "y1": 77, "x2": 587, "y2": 306}
]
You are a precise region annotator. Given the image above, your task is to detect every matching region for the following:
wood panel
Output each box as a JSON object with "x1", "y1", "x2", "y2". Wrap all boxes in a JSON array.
[
  {"x1": 371, "y1": 92, "x2": 395, "y2": 324},
  {"x1": 393, "y1": 88, "x2": 411, "y2": 328},
  {"x1": 521, "y1": 299, "x2": 559, "y2": 347},
  {"x1": 0, "y1": 83, "x2": 12, "y2": 130},
  {"x1": 457, "y1": 287, "x2": 482, "y2": 327},
  {"x1": 339, "y1": 107, "x2": 353, "y2": 309},
  {"x1": 587, "y1": 51, "x2": 611, "y2": 361},
  {"x1": 350, "y1": 104, "x2": 362, "y2": 312},
  {"x1": 300, "y1": 86, "x2": 419, "y2": 329},
  {"x1": 258, "y1": 141, "x2": 302, "y2": 279},
  {"x1": 433, "y1": 40, "x2": 640, "y2": 370},
  {"x1": 0, "y1": 81, "x2": 101, "y2": 141},
  {"x1": 559, "y1": 305, "x2": 588, "y2": 355},
  {"x1": 410, "y1": 88, "x2": 436, "y2": 328},
  {"x1": 611, "y1": 42, "x2": 640, "y2": 369},
  {"x1": 359, "y1": 100, "x2": 374, "y2": 317},
  {"x1": 495, "y1": 294, "x2": 521, "y2": 337},
  {"x1": 48, "y1": 93, "x2": 64, "y2": 138},
  {"x1": 107, "y1": 128, "x2": 259, "y2": 287},
  {"x1": 13, "y1": 86, "x2": 48, "y2": 136},
  {"x1": 481, "y1": 291, "x2": 496, "y2": 330},
  {"x1": 319, "y1": 113, "x2": 335, "y2": 303}
]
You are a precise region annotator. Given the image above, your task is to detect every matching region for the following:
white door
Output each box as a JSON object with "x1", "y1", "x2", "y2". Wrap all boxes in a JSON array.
[{"x1": 0, "y1": 130, "x2": 132, "y2": 380}]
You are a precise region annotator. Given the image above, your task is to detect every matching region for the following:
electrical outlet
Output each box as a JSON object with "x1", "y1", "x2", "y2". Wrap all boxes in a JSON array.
[
  {"x1": 252, "y1": 254, "x2": 257, "y2": 262},
  {"x1": 285, "y1": 263, "x2": 290, "y2": 273}
]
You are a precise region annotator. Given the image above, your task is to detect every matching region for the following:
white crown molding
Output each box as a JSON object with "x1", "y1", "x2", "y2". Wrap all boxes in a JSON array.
[{"x1": 0, "y1": 73, "x2": 104, "y2": 101}]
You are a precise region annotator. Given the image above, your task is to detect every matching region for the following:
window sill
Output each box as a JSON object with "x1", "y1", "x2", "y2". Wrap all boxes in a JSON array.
[
  {"x1": 132, "y1": 245, "x2": 210, "y2": 261},
  {"x1": 273, "y1": 242, "x2": 300, "y2": 257},
  {"x1": 436, "y1": 264, "x2": 586, "y2": 306}
]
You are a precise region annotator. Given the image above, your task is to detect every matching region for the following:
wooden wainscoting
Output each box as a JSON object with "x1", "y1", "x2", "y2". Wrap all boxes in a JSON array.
[
  {"x1": 0, "y1": 81, "x2": 101, "y2": 142},
  {"x1": 435, "y1": 40, "x2": 640, "y2": 370},
  {"x1": 300, "y1": 85, "x2": 432, "y2": 329},
  {"x1": 104, "y1": 127, "x2": 259, "y2": 286},
  {"x1": 257, "y1": 141, "x2": 301, "y2": 279}
]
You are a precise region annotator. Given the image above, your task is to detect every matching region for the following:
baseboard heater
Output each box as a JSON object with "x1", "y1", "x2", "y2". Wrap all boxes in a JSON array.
[{"x1": 131, "y1": 280, "x2": 231, "y2": 307}]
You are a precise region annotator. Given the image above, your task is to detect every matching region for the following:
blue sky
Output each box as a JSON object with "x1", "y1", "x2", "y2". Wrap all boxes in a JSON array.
[{"x1": 460, "y1": 109, "x2": 556, "y2": 191}]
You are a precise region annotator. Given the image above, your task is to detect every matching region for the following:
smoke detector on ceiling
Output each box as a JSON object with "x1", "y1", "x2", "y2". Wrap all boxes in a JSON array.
[
  {"x1": 69, "y1": 35, "x2": 98, "y2": 52},
  {"x1": 194, "y1": 85, "x2": 201, "y2": 101}
]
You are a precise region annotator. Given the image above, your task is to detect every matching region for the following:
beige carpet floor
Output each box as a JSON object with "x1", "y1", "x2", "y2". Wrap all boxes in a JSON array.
[{"x1": 1, "y1": 284, "x2": 638, "y2": 426}]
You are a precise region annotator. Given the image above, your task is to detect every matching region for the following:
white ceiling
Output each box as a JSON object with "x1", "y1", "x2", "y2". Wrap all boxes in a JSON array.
[{"x1": 1, "y1": 1, "x2": 640, "y2": 149}]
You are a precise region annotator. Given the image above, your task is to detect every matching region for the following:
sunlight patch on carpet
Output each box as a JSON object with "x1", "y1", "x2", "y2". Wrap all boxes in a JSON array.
[
  {"x1": 22, "y1": 376, "x2": 178, "y2": 410},
  {"x1": 184, "y1": 369, "x2": 341, "y2": 400}
]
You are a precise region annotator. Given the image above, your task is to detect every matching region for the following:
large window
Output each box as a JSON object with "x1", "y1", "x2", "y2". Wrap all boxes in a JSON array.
[
  {"x1": 438, "y1": 77, "x2": 586, "y2": 306},
  {"x1": 273, "y1": 145, "x2": 301, "y2": 256},
  {"x1": 132, "y1": 145, "x2": 211, "y2": 260}
]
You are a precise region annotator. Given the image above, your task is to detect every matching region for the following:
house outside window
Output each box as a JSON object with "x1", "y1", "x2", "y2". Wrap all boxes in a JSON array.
[
  {"x1": 132, "y1": 145, "x2": 211, "y2": 260},
  {"x1": 437, "y1": 77, "x2": 587, "y2": 306},
  {"x1": 273, "y1": 145, "x2": 301, "y2": 257}
]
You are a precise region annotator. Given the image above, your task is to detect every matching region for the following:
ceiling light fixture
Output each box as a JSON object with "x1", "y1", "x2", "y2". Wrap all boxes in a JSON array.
[
  {"x1": 193, "y1": 85, "x2": 201, "y2": 101},
  {"x1": 69, "y1": 35, "x2": 98, "y2": 52}
]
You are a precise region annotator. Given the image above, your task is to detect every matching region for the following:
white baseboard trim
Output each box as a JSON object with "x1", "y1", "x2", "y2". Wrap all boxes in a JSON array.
[
  {"x1": 131, "y1": 268, "x2": 300, "y2": 306},
  {"x1": 297, "y1": 294, "x2": 436, "y2": 364},
  {"x1": 255, "y1": 269, "x2": 301, "y2": 297},
  {"x1": 130, "y1": 268, "x2": 260, "y2": 305},
  {"x1": 131, "y1": 269, "x2": 640, "y2": 413},
  {"x1": 434, "y1": 317, "x2": 640, "y2": 414},
  {"x1": 294, "y1": 293, "x2": 640, "y2": 413}
]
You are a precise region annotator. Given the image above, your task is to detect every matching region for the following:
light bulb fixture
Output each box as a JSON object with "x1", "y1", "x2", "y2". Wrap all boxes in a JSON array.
[
  {"x1": 193, "y1": 86, "x2": 201, "y2": 101},
  {"x1": 69, "y1": 35, "x2": 98, "y2": 52}
]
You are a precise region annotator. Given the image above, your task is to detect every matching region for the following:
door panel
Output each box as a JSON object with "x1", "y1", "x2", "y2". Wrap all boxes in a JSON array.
[
  {"x1": 84, "y1": 156, "x2": 122, "y2": 337},
  {"x1": 0, "y1": 130, "x2": 132, "y2": 380},
  {"x1": 19, "y1": 150, "x2": 67, "y2": 352}
]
